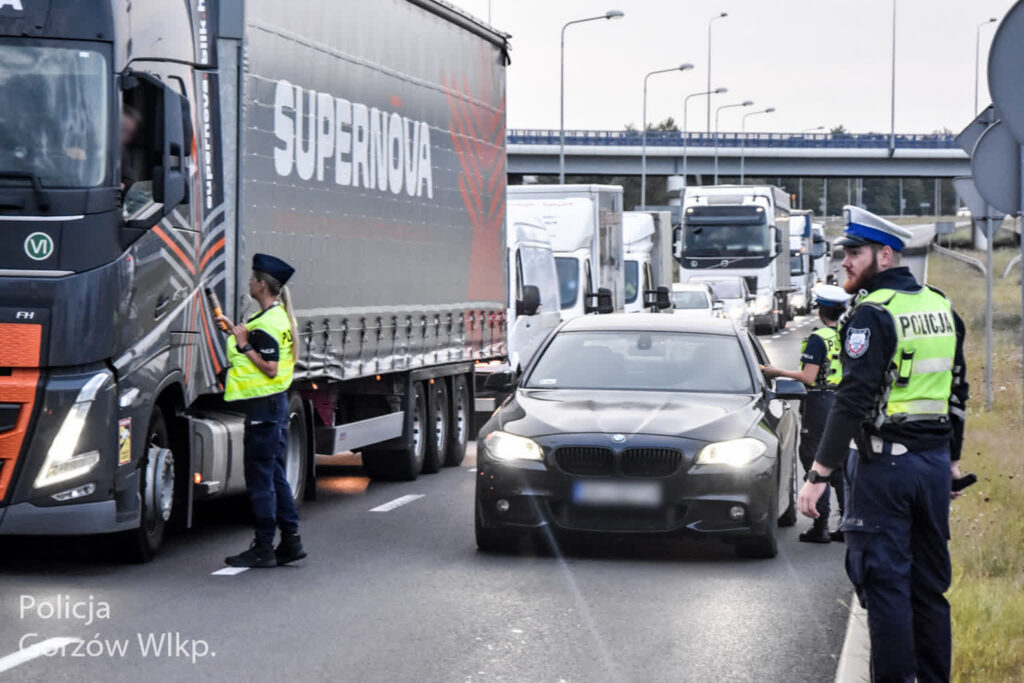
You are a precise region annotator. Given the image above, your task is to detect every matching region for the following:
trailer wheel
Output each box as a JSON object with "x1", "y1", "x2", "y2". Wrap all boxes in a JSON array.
[
  {"x1": 362, "y1": 382, "x2": 427, "y2": 481},
  {"x1": 422, "y1": 380, "x2": 449, "y2": 474},
  {"x1": 444, "y1": 375, "x2": 470, "y2": 467},
  {"x1": 120, "y1": 409, "x2": 175, "y2": 563},
  {"x1": 284, "y1": 393, "x2": 310, "y2": 504}
]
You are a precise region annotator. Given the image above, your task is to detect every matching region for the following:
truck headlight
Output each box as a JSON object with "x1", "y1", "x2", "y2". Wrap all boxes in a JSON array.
[
  {"x1": 34, "y1": 372, "x2": 110, "y2": 489},
  {"x1": 696, "y1": 437, "x2": 767, "y2": 467},
  {"x1": 753, "y1": 293, "x2": 772, "y2": 314},
  {"x1": 482, "y1": 430, "x2": 544, "y2": 462}
]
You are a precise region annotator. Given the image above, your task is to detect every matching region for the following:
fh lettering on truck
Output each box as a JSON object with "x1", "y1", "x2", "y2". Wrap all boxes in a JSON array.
[{"x1": 272, "y1": 79, "x2": 434, "y2": 198}]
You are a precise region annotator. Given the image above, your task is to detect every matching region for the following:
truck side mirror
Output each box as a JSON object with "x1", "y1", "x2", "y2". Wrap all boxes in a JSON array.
[
  {"x1": 484, "y1": 370, "x2": 516, "y2": 391},
  {"x1": 642, "y1": 285, "x2": 672, "y2": 310},
  {"x1": 584, "y1": 287, "x2": 615, "y2": 315},
  {"x1": 516, "y1": 285, "x2": 541, "y2": 317},
  {"x1": 123, "y1": 73, "x2": 191, "y2": 232}
]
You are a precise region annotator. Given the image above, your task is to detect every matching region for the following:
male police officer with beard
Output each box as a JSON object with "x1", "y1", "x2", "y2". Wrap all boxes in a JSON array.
[{"x1": 797, "y1": 207, "x2": 968, "y2": 682}]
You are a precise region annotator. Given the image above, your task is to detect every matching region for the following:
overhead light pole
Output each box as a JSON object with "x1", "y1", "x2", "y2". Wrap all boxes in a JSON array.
[
  {"x1": 560, "y1": 10, "x2": 625, "y2": 184},
  {"x1": 740, "y1": 107, "x2": 775, "y2": 184},
  {"x1": 683, "y1": 87, "x2": 726, "y2": 187},
  {"x1": 889, "y1": 0, "x2": 897, "y2": 156},
  {"x1": 974, "y1": 17, "x2": 998, "y2": 116},
  {"x1": 706, "y1": 12, "x2": 728, "y2": 134},
  {"x1": 641, "y1": 63, "x2": 693, "y2": 209},
  {"x1": 714, "y1": 100, "x2": 753, "y2": 184}
]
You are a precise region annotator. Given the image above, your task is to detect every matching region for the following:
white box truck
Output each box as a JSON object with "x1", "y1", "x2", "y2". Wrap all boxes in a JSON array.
[
  {"x1": 677, "y1": 185, "x2": 793, "y2": 334},
  {"x1": 789, "y1": 210, "x2": 814, "y2": 315},
  {"x1": 623, "y1": 211, "x2": 674, "y2": 313},
  {"x1": 507, "y1": 185, "x2": 625, "y2": 321}
]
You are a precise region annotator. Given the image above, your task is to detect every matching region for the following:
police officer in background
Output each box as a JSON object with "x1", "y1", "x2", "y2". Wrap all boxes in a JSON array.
[
  {"x1": 798, "y1": 207, "x2": 968, "y2": 682},
  {"x1": 761, "y1": 283, "x2": 851, "y2": 544},
  {"x1": 219, "y1": 254, "x2": 308, "y2": 568}
]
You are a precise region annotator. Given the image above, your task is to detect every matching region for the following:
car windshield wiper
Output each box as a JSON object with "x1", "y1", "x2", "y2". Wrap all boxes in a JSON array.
[{"x1": 0, "y1": 171, "x2": 51, "y2": 211}]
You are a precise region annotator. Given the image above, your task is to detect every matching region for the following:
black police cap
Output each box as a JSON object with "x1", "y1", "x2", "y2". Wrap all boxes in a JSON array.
[{"x1": 252, "y1": 253, "x2": 295, "y2": 285}]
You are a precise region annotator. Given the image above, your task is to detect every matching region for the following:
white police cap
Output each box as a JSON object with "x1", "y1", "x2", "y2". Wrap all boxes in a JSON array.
[
  {"x1": 812, "y1": 283, "x2": 851, "y2": 307},
  {"x1": 837, "y1": 205, "x2": 914, "y2": 252}
]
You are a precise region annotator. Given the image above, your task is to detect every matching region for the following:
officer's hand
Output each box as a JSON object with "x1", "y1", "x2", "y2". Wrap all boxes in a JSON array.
[
  {"x1": 950, "y1": 461, "x2": 964, "y2": 499},
  {"x1": 798, "y1": 481, "x2": 827, "y2": 518},
  {"x1": 232, "y1": 323, "x2": 248, "y2": 346},
  {"x1": 761, "y1": 364, "x2": 782, "y2": 379},
  {"x1": 215, "y1": 315, "x2": 234, "y2": 331}
]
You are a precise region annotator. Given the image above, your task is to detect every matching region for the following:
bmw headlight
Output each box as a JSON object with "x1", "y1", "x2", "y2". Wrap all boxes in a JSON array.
[
  {"x1": 482, "y1": 430, "x2": 544, "y2": 462},
  {"x1": 34, "y1": 371, "x2": 109, "y2": 489},
  {"x1": 696, "y1": 437, "x2": 767, "y2": 467},
  {"x1": 753, "y1": 293, "x2": 772, "y2": 314}
]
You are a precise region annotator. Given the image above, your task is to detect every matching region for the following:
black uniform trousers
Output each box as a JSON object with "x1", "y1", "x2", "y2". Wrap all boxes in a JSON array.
[
  {"x1": 242, "y1": 392, "x2": 300, "y2": 545},
  {"x1": 799, "y1": 389, "x2": 844, "y2": 521},
  {"x1": 842, "y1": 443, "x2": 952, "y2": 683}
]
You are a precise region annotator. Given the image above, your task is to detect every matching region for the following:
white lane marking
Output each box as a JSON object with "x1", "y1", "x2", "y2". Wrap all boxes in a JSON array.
[
  {"x1": 466, "y1": 467, "x2": 477, "y2": 472},
  {"x1": 212, "y1": 567, "x2": 249, "y2": 576},
  {"x1": 0, "y1": 637, "x2": 82, "y2": 674},
  {"x1": 370, "y1": 494, "x2": 424, "y2": 512},
  {"x1": 771, "y1": 335, "x2": 781, "y2": 339}
]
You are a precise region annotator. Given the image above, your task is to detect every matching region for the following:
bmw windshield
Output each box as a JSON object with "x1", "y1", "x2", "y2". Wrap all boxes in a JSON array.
[
  {"x1": 525, "y1": 331, "x2": 754, "y2": 393},
  {"x1": 0, "y1": 43, "x2": 110, "y2": 188}
]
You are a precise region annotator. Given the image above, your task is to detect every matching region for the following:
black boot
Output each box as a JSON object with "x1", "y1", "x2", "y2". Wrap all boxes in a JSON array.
[
  {"x1": 226, "y1": 540, "x2": 276, "y2": 568},
  {"x1": 829, "y1": 529, "x2": 845, "y2": 543},
  {"x1": 275, "y1": 532, "x2": 307, "y2": 565},
  {"x1": 799, "y1": 522, "x2": 831, "y2": 544}
]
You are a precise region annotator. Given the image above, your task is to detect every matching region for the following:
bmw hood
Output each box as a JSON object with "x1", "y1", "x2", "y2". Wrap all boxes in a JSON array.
[{"x1": 499, "y1": 389, "x2": 761, "y2": 441}]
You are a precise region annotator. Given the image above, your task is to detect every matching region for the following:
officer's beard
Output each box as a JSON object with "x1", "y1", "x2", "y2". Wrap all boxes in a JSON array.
[{"x1": 843, "y1": 253, "x2": 880, "y2": 294}]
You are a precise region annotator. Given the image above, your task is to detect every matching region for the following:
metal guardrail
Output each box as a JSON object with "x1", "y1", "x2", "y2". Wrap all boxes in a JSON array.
[{"x1": 508, "y1": 129, "x2": 960, "y2": 149}]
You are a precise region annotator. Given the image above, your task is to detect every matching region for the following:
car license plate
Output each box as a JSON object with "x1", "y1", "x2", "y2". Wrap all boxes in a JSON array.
[{"x1": 572, "y1": 481, "x2": 662, "y2": 508}]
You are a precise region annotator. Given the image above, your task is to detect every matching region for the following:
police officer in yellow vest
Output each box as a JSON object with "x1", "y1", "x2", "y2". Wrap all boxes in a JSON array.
[
  {"x1": 219, "y1": 254, "x2": 307, "y2": 568},
  {"x1": 798, "y1": 207, "x2": 968, "y2": 682},
  {"x1": 761, "y1": 283, "x2": 850, "y2": 544}
]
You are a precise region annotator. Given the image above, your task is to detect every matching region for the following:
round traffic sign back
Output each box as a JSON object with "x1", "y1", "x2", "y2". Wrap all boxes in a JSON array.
[
  {"x1": 989, "y1": 2, "x2": 1024, "y2": 143},
  {"x1": 971, "y1": 121, "x2": 1021, "y2": 215}
]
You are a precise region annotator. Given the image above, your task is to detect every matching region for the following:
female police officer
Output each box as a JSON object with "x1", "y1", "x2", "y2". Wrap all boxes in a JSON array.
[
  {"x1": 761, "y1": 283, "x2": 850, "y2": 543},
  {"x1": 218, "y1": 254, "x2": 307, "y2": 568}
]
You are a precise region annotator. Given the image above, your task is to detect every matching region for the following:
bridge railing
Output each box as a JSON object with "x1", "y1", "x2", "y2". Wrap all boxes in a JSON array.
[{"x1": 507, "y1": 129, "x2": 959, "y2": 149}]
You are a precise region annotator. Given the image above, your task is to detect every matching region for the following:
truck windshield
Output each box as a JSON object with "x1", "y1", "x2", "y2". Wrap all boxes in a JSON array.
[
  {"x1": 0, "y1": 44, "x2": 109, "y2": 188},
  {"x1": 683, "y1": 222, "x2": 770, "y2": 257},
  {"x1": 555, "y1": 257, "x2": 580, "y2": 310}
]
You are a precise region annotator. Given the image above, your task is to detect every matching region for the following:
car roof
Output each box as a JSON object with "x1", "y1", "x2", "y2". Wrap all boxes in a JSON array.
[
  {"x1": 560, "y1": 313, "x2": 738, "y2": 335},
  {"x1": 671, "y1": 283, "x2": 712, "y2": 292}
]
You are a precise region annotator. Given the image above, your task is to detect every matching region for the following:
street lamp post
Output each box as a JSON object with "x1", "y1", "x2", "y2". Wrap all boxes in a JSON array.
[
  {"x1": 739, "y1": 107, "x2": 775, "y2": 184},
  {"x1": 641, "y1": 63, "x2": 693, "y2": 209},
  {"x1": 707, "y1": 12, "x2": 728, "y2": 134},
  {"x1": 560, "y1": 10, "x2": 625, "y2": 184},
  {"x1": 714, "y1": 100, "x2": 753, "y2": 184},
  {"x1": 683, "y1": 87, "x2": 726, "y2": 187},
  {"x1": 974, "y1": 17, "x2": 998, "y2": 116},
  {"x1": 889, "y1": 0, "x2": 896, "y2": 155}
]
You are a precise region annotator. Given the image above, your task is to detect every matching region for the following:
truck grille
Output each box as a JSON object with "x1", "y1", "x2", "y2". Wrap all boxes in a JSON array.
[
  {"x1": 555, "y1": 447, "x2": 614, "y2": 476},
  {"x1": 621, "y1": 448, "x2": 682, "y2": 477}
]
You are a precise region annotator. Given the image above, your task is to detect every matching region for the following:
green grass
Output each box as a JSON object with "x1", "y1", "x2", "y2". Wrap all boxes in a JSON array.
[{"x1": 928, "y1": 249, "x2": 1024, "y2": 682}]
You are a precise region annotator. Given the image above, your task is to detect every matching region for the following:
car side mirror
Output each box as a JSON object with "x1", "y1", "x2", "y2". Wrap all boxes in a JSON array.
[
  {"x1": 484, "y1": 370, "x2": 517, "y2": 391},
  {"x1": 771, "y1": 377, "x2": 807, "y2": 401},
  {"x1": 584, "y1": 287, "x2": 614, "y2": 315},
  {"x1": 516, "y1": 285, "x2": 541, "y2": 317},
  {"x1": 642, "y1": 285, "x2": 672, "y2": 310}
]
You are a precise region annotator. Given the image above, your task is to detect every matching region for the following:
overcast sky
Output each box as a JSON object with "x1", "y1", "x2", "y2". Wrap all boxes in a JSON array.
[{"x1": 448, "y1": 0, "x2": 1016, "y2": 135}]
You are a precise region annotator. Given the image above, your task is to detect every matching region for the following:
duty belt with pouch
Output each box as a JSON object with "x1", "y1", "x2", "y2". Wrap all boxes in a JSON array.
[{"x1": 849, "y1": 434, "x2": 909, "y2": 458}]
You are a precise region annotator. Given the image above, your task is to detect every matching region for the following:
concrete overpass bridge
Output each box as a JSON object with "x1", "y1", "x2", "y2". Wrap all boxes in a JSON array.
[{"x1": 507, "y1": 130, "x2": 970, "y2": 179}]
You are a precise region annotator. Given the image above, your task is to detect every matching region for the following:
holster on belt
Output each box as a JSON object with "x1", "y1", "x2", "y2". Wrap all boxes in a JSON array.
[{"x1": 853, "y1": 427, "x2": 875, "y2": 462}]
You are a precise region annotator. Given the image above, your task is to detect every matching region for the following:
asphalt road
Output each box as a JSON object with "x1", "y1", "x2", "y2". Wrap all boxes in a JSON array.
[{"x1": 0, "y1": 315, "x2": 858, "y2": 683}]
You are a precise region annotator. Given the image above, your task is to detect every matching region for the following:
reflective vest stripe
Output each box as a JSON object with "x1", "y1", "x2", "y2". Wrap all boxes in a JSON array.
[{"x1": 911, "y1": 357, "x2": 954, "y2": 375}]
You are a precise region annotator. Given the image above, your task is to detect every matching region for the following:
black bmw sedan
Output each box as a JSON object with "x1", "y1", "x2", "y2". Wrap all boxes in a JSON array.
[{"x1": 475, "y1": 313, "x2": 806, "y2": 558}]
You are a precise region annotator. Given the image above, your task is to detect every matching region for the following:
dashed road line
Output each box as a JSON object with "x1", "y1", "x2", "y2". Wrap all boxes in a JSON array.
[
  {"x1": 212, "y1": 567, "x2": 249, "y2": 576},
  {"x1": 370, "y1": 494, "x2": 425, "y2": 512},
  {"x1": 0, "y1": 637, "x2": 82, "y2": 674}
]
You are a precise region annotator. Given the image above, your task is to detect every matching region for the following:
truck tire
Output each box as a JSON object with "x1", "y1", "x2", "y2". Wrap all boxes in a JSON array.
[
  {"x1": 285, "y1": 393, "x2": 310, "y2": 503},
  {"x1": 120, "y1": 409, "x2": 176, "y2": 563},
  {"x1": 362, "y1": 382, "x2": 427, "y2": 481},
  {"x1": 444, "y1": 375, "x2": 470, "y2": 467},
  {"x1": 422, "y1": 380, "x2": 450, "y2": 474}
]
